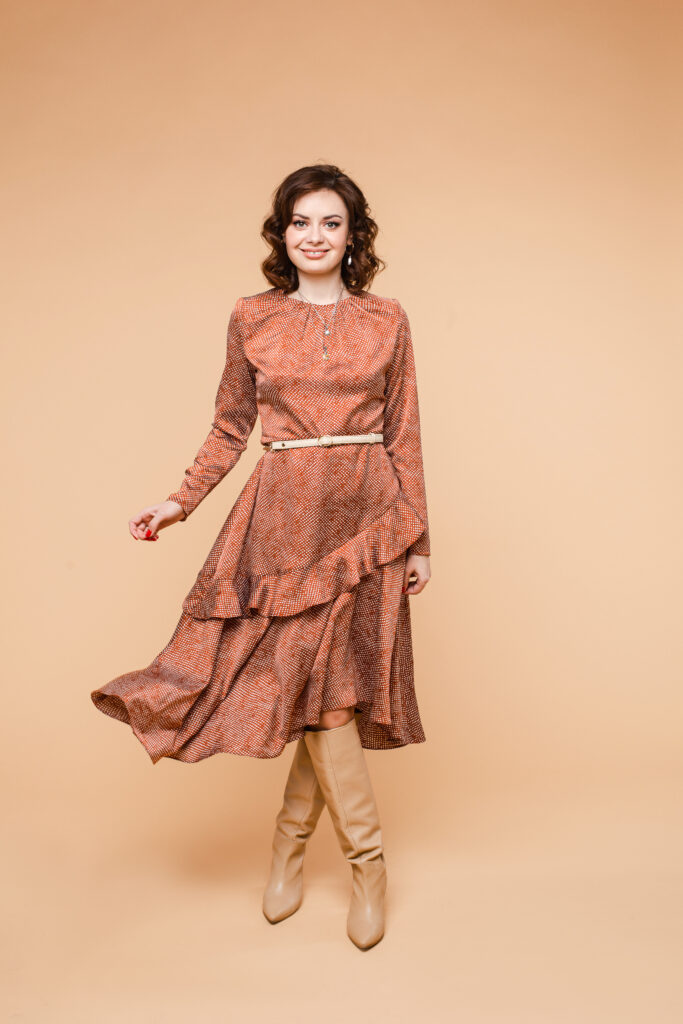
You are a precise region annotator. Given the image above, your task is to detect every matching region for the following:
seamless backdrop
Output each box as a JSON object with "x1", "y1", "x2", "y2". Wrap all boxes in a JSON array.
[{"x1": 1, "y1": 1, "x2": 682, "y2": 1022}]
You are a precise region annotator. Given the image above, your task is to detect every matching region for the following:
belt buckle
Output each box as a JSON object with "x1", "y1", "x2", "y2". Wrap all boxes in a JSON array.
[
  {"x1": 262, "y1": 441, "x2": 272, "y2": 451},
  {"x1": 318, "y1": 434, "x2": 334, "y2": 447}
]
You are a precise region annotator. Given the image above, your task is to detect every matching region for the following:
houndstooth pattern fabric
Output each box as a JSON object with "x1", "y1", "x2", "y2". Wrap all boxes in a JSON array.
[{"x1": 91, "y1": 287, "x2": 430, "y2": 763}]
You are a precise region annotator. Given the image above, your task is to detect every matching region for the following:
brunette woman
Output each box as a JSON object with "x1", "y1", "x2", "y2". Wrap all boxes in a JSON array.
[{"x1": 91, "y1": 163, "x2": 431, "y2": 950}]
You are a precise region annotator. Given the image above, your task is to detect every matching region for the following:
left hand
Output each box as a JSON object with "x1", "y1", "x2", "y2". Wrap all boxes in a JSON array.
[{"x1": 402, "y1": 553, "x2": 431, "y2": 595}]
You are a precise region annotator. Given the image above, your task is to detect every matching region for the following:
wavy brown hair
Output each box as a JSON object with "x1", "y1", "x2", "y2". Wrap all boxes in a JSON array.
[{"x1": 260, "y1": 163, "x2": 387, "y2": 295}]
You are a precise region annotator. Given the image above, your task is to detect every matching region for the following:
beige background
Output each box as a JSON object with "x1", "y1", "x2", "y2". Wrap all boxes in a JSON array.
[{"x1": 2, "y1": 0, "x2": 681, "y2": 1020}]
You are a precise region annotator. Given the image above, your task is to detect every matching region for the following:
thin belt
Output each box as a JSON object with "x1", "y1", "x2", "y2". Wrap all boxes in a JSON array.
[{"x1": 262, "y1": 432, "x2": 383, "y2": 452}]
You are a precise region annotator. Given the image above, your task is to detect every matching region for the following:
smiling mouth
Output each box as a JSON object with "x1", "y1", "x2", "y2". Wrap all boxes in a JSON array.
[{"x1": 302, "y1": 249, "x2": 329, "y2": 255}]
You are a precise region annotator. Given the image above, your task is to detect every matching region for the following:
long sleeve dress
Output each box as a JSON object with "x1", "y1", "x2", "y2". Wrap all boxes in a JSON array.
[{"x1": 91, "y1": 286, "x2": 431, "y2": 763}]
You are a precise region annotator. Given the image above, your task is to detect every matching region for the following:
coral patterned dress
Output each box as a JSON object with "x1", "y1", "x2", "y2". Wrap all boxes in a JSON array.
[{"x1": 91, "y1": 286, "x2": 431, "y2": 763}]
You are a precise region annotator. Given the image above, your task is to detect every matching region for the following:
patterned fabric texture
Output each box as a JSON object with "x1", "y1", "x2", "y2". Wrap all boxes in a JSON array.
[{"x1": 91, "y1": 287, "x2": 431, "y2": 763}]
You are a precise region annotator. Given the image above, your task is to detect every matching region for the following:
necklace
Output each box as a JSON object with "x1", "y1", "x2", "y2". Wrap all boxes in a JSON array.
[{"x1": 294, "y1": 283, "x2": 347, "y2": 360}]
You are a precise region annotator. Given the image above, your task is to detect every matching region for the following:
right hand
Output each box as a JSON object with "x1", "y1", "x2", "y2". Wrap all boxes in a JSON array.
[{"x1": 129, "y1": 500, "x2": 186, "y2": 541}]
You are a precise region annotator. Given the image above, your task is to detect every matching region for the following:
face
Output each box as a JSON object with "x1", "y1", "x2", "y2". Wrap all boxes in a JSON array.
[{"x1": 283, "y1": 189, "x2": 351, "y2": 278}]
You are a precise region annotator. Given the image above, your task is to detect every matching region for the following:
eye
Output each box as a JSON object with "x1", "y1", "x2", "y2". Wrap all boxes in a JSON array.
[{"x1": 291, "y1": 219, "x2": 342, "y2": 229}]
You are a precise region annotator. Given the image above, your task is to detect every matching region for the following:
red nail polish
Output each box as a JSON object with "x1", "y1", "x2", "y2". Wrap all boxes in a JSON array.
[{"x1": 145, "y1": 529, "x2": 151, "y2": 537}]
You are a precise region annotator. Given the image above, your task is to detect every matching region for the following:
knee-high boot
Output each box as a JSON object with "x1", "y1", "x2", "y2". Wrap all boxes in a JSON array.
[
  {"x1": 303, "y1": 716, "x2": 387, "y2": 950},
  {"x1": 262, "y1": 736, "x2": 326, "y2": 923}
]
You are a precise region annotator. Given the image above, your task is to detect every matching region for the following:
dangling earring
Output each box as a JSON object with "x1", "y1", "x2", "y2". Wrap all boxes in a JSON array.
[{"x1": 346, "y1": 243, "x2": 353, "y2": 266}]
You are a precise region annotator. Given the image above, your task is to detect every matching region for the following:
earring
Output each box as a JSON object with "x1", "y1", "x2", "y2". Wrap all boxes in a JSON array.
[{"x1": 346, "y1": 244, "x2": 353, "y2": 266}]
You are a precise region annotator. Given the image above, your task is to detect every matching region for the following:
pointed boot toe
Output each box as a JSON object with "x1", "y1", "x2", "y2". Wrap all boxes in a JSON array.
[
  {"x1": 347, "y1": 854, "x2": 387, "y2": 949},
  {"x1": 262, "y1": 837, "x2": 305, "y2": 922}
]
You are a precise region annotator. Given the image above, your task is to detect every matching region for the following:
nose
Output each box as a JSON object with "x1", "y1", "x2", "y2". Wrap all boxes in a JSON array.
[{"x1": 306, "y1": 225, "x2": 324, "y2": 244}]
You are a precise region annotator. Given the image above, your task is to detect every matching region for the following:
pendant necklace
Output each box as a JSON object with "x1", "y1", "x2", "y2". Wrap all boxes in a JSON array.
[{"x1": 295, "y1": 283, "x2": 347, "y2": 360}]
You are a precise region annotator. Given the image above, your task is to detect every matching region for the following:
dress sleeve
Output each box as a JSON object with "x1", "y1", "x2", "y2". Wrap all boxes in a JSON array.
[
  {"x1": 165, "y1": 298, "x2": 258, "y2": 521},
  {"x1": 383, "y1": 303, "x2": 431, "y2": 557}
]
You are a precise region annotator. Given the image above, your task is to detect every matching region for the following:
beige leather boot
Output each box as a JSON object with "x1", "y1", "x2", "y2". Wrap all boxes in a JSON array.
[
  {"x1": 262, "y1": 736, "x2": 326, "y2": 923},
  {"x1": 303, "y1": 716, "x2": 387, "y2": 950}
]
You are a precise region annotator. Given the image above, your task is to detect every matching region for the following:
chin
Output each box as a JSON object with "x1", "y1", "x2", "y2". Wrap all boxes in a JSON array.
[{"x1": 297, "y1": 258, "x2": 341, "y2": 271}]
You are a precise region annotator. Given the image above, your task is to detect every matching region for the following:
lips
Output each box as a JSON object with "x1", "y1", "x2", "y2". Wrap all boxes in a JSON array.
[{"x1": 302, "y1": 249, "x2": 329, "y2": 258}]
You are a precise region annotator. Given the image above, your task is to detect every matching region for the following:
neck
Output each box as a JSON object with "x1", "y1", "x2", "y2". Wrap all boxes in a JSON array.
[{"x1": 293, "y1": 270, "x2": 349, "y2": 304}]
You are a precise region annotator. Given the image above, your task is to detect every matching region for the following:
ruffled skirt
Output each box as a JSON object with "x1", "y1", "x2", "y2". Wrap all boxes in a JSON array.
[{"x1": 91, "y1": 443, "x2": 427, "y2": 763}]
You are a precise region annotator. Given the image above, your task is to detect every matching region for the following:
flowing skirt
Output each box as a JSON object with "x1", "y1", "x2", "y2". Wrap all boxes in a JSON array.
[
  {"x1": 91, "y1": 554, "x2": 425, "y2": 763},
  {"x1": 91, "y1": 444, "x2": 428, "y2": 764}
]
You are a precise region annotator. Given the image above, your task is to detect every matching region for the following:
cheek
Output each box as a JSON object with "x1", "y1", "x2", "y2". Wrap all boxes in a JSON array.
[{"x1": 283, "y1": 227, "x2": 302, "y2": 251}]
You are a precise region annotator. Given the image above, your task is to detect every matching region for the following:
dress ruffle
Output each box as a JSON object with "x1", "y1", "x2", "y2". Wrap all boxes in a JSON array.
[
  {"x1": 183, "y1": 492, "x2": 426, "y2": 619},
  {"x1": 178, "y1": 442, "x2": 428, "y2": 620}
]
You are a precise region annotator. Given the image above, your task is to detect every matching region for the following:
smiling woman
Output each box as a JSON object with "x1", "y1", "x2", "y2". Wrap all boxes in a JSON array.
[
  {"x1": 91, "y1": 162, "x2": 431, "y2": 951},
  {"x1": 261, "y1": 165, "x2": 387, "y2": 307}
]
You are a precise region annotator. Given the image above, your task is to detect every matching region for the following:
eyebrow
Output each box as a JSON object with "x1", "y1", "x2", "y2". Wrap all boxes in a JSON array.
[{"x1": 292, "y1": 212, "x2": 343, "y2": 219}]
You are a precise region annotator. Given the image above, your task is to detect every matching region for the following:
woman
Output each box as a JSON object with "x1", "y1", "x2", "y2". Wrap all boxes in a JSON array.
[{"x1": 91, "y1": 163, "x2": 431, "y2": 951}]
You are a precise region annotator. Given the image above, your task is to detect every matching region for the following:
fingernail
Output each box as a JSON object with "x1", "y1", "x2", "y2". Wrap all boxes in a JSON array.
[{"x1": 145, "y1": 529, "x2": 151, "y2": 537}]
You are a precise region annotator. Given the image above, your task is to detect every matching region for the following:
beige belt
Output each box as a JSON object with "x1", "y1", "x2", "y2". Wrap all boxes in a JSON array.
[{"x1": 263, "y1": 432, "x2": 383, "y2": 452}]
